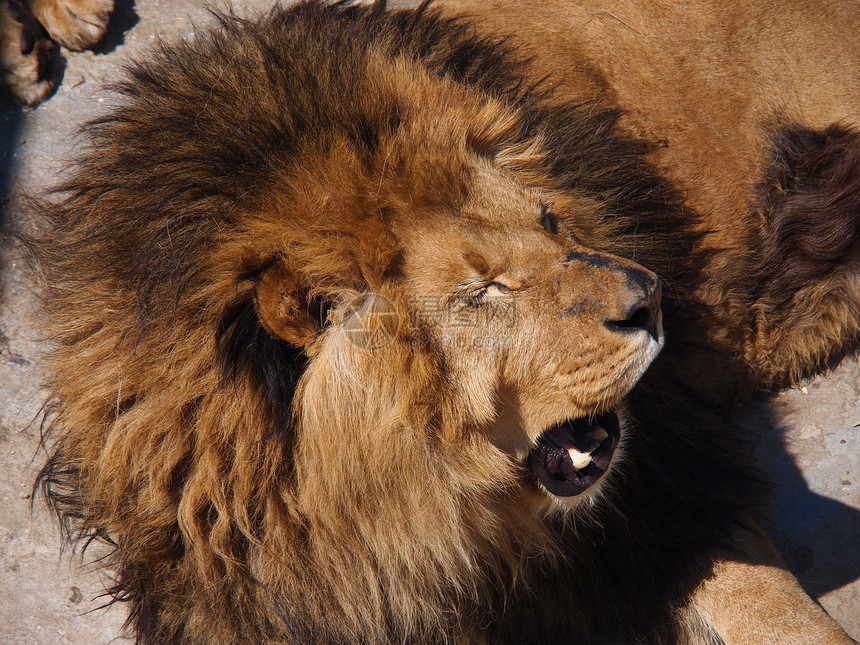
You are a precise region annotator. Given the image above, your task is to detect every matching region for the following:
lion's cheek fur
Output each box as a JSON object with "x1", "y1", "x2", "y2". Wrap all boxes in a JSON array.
[
  {"x1": 289, "y1": 330, "x2": 563, "y2": 635},
  {"x1": 488, "y1": 307, "x2": 662, "y2": 443}
]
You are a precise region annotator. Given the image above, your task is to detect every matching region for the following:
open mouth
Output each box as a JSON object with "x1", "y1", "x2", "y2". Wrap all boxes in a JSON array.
[{"x1": 527, "y1": 410, "x2": 620, "y2": 497}]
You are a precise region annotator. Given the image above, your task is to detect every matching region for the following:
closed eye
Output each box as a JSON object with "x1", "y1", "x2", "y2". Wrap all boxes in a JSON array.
[
  {"x1": 466, "y1": 281, "x2": 511, "y2": 306},
  {"x1": 540, "y1": 205, "x2": 559, "y2": 235}
]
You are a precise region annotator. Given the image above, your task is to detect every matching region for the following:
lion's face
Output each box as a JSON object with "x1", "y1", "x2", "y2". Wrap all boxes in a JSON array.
[
  {"x1": 252, "y1": 77, "x2": 662, "y2": 505},
  {"x1": 390, "y1": 159, "x2": 663, "y2": 499}
]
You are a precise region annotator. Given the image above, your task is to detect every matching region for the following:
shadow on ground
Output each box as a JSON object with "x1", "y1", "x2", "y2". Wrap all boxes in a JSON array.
[
  {"x1": 95, "y1": 0, "x2": 140, "y2": 54},
  {"x1": 1, "y1": 103, "x2": 22, "y2": 225},
  {"x1": 0, "y1": 101, "x2": 24, "y2": 311},
  {"x1": 740, "y1": 390, "x2": 860, "y2": 600}
]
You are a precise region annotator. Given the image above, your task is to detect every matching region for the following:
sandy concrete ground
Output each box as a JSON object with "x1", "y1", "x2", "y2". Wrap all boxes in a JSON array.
[{"x1": 0, "y1": 1, "x2": 858, "y2": 643}]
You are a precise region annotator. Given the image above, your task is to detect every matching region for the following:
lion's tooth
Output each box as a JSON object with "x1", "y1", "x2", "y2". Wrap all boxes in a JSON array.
[
  {"x1": 589, "y1": 427, "x2": 609, "y2": 442},
  {"x1": 567, "y1": 447, "x2": 592, "y2": 470}
]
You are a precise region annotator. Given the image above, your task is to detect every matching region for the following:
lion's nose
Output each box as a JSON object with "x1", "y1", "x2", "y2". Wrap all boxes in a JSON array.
[{"x1": 605, "y1": 275, "x2": 662, "y2": 341}]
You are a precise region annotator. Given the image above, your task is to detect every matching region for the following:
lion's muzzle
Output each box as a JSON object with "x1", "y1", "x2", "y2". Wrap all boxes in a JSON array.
[
  {"x1": 605, "y1": 275, "x2": 662, "y2": 342},
  {"x1": 560, "y1": 250, "x2": 663, "y2": 343},
  {"x1": 524, "y1": 254, "x2": 663, "y2": 497}
]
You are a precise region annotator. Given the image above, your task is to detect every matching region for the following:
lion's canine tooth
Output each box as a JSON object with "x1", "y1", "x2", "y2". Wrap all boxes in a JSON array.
[
  {"x1": 589, "y1": 427, "x2": 609, "y2": 443},
  {"x1": 567, "y1": 447, "x2": 592, "y2": 470}
]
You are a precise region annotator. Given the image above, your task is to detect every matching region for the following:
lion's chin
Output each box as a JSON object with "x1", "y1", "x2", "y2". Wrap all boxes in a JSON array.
[{"x1": 527, "y1": 411, "x2": 620, "y2": 497}]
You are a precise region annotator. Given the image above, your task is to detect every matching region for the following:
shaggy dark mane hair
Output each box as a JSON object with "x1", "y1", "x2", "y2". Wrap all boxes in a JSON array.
[{"x1": 30, "y1": 2, "x2": 777, "y2": 644}]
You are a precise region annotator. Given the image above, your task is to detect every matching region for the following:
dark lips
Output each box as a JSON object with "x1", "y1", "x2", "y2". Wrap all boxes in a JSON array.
[{"x1": 527, "y1": 410, "x2": 620, "y2": 497}]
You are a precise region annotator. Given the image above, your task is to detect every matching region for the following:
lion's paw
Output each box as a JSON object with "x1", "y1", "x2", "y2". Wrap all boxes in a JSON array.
[
  {"x1": 0, "y1": 0, "x2": 58, "y2": 106},
  {"x1": 31, "y1": 0, "x2": 113, "y2": 51}
]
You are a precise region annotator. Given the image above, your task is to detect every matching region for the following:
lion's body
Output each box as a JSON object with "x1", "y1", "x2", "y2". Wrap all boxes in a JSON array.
[
  {"x1": 453, "y1": 0, "x2": 860, "y2": 400},
  {"x1": 33, "y1": 1, "x2": 860, "y2": 644}
]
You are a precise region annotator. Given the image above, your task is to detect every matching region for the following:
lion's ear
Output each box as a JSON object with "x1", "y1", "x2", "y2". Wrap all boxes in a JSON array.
[{"x1": 255, "y1": 263, "x2": 322, "y2": 352}]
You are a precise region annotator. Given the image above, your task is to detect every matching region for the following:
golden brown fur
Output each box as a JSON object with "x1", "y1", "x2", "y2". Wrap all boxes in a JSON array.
[{"x1": 31, "y1": 1, "x2": 860, "y2": 643}]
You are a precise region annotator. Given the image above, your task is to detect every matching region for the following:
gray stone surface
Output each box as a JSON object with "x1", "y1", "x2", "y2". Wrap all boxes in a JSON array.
[
  {"x1": 746, "y1": 367, "x2": 860, "y2": 637},
  {"x1": 0, "y1": 1, "x2": 857, "y2": 643}
]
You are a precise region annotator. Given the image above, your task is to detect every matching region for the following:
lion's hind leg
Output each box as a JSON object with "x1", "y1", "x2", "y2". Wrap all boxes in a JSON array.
[
  {"x1": 718, "y1": 123, "x2": 860, "y2": 391},
  {"x1": 688, "y1": 530, "x2": 858, "y2": 644}
]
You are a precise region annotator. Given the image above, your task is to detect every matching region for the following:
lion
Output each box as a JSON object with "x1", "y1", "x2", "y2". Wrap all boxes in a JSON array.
[
  {"x1": 30, "y1": 1, "x2": 860, "y2": 643},
  {"x1": 0, "y1": 0, "x2": 113, "y2": 105}
]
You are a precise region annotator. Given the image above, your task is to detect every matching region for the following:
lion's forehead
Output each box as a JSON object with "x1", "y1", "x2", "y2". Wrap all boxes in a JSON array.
[
  {"x1": 391, "y1": 218, "x2": 558, "y2": 291},
  {"x1": 384, "y1": 166, "x2": 564, "y2": 277}
]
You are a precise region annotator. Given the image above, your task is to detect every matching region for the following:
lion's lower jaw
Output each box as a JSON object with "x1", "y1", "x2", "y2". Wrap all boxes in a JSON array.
[{"x1": 532, "y1": 467, "x2": 617, "y2": 515}]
